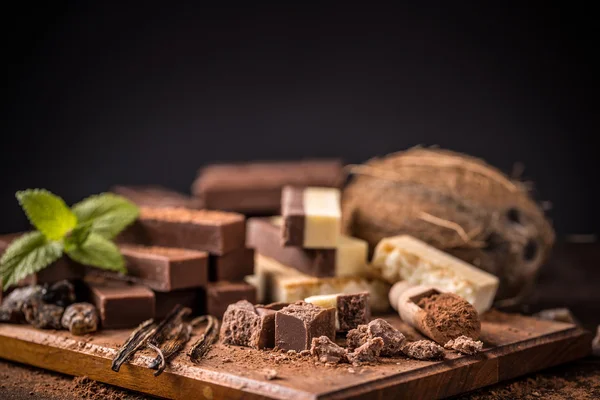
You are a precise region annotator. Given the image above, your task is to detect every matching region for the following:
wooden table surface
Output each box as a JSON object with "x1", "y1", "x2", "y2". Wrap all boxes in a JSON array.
[{"x1": 0, "y1": 241, "x2": 598, "y2": 399}]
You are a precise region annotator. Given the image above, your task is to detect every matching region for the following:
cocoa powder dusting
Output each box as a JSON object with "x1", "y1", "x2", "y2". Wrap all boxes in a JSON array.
[{"x1": 417, "y1": 293, "x2": 480, "y2": 343}]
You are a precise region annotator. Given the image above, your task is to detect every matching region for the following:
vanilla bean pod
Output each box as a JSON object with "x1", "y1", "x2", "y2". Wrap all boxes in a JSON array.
[
  {"x1": 149, "y1": 323, "x2": 193, "y2": 376},
  {"x1": 111, "y1": 319, "x2": 156, "y2": 372},
  {"x1": 188, "y1": 315, "x2": 219, "y2": 363}
]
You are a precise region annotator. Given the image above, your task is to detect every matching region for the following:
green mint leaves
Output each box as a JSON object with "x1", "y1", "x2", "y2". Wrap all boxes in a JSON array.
[{"x1": 1, "y1": 189, "x2": 139, "y2": 290}]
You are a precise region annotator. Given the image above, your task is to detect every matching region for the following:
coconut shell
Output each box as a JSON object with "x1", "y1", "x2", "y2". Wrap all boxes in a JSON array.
[{"x1": 342, "y1": 148, "x2": 555, "y2": 303}]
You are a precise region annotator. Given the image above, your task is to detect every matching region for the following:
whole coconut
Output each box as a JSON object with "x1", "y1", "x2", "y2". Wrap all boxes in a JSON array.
[{"x1": 342, "y1": 148, "x2": 555, "y2": 303}]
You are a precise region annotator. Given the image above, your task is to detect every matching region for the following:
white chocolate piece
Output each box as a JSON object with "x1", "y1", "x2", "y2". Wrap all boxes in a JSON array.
[
  {"x1": 255, "y1": 254, "x2": 390, "y2": 312},
  {"x1": 371, "y1": 235, "x2": 499, "y2": 314}
]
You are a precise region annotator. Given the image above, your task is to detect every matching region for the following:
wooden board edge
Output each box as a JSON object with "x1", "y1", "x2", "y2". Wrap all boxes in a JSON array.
[
  {"x1": 0, "y1": 334, "x2": 315, "y2": 400},
  {"x1": 318, "y1": 327, "x2": 592, "y2": 400}
]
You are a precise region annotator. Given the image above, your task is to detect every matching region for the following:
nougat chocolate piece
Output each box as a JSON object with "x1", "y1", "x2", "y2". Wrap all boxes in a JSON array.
[
  {"x1": 206, "y1": 282, "x2": 257, "y2": 318},
  {"x1": 209, "y1": 248, "x2": 254, "y2": 282},
  {"x1": 275, "y1": 302, "x2": 336, "y2": 352}
]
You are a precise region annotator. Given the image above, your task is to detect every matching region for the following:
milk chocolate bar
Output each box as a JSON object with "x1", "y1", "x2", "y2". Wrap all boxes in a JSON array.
[
  {"x1": 209, "y1": 248, "x2": 254, "y2": 282},
  {"x1": 135, "y1": 207, "x2": 246, "y2": 255},
  {"x1": 120, "y1": 245, "x2": 208, "y2": 292},
  {"x1": 275, "y1": 302, "x2": 336, "y2": 351},
  {"x1": 155, "y1": 289, "x2": 202, "y2": 319},
  {"x1": 205, "y1": 281, "x2": 257, "y2": 318},
  {"x1": 304, "y1": 292, "x2": 371, "y2": 331},
  {"x1": 1, "y1": 233, "x2": 83, "y2": 287},
  {"x1": 247, "y1": 218, "x2": 367, "y2": 277},
  {"x1": 85, "y1": 279, "x2": 155, "y2": 329},
  {"x1": 192, "y1": 160, "x2": 345, "y2": 214},
  {"x1": 281, "y1": 186, "x2": 341, "y2": 248},
  {"x1": 111, "y1": 185, "x2": 203, "y2": 209}
]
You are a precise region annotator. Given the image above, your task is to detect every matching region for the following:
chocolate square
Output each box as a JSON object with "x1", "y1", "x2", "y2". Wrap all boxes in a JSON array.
[
  {"x1": 337, "y1": 292, "x2": 370, "y2": 331},
  {"x1": 275, "y1": 302, "x2": 336, "y2": 351},
  {"x1": 209, "y1": 248, "x2": 254, "y2": 282},
  {"x1": 206, "y1": 282, "x2": 257, "y2": 318}
]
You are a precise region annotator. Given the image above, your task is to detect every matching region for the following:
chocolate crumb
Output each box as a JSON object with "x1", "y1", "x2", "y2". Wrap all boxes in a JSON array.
[
  {"x1": 299, "y1": 350, "x2": 311, "y2": 357},
  {"x1": 444, "y1": 335, "x2": 483, "y2": 355},
  {"x1": 593, "y1": 325, "x2": 600, "y2": 357},
  {"x1": 347, "y1": 337, "x2": 384, "y2": 365},
  {"x1": 348, "y1": 367, "x2": 356, "y2": 373},
  {"x1": 287, "y1": 350, "x2": 297, "y2": 356},
  {"x1": 401, "y1": 340, "x2": 445, "y2": 360},
  {"x1": 264, "y1": 369, "x2": 278, "y2": 380},
  {"x1": 310, "y1": 336, "x2": 348, "y2": 364}
]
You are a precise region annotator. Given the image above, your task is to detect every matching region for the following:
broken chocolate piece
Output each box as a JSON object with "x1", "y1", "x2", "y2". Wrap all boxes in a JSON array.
[
  {"x1": 401, "y1": 340, "x2": 445, "y2": 360},
  {"x1": 111, "y1": 185, "x2": 202, "y2": 209},
  {"x1": 220, "y1": 300, "x2": 261, "y2": 347},
  {"x1": 338, "y1": 293, "x2": 370, "y2": 331},
  {"x1": 61, "y1": 303, "x2": 99, "y2": 335},
  {"x1": 444, "y1": 335, "x2": 483, "y2": 355},
  {"x1": 23, "y1": 302, "x2": 64, "y2": 329},
  {"x1": 310, "y1": 336, "x2": 347, "y2": 364},
  {"x1": 209, "y1": 248, "x2": 255, "y2": 282},
  {"x1": 347, "y1": 337, "x2": 383, "y2": 365},
  {"x1": 366, "y1": 319, "x2": 406, "y2": 356},
  {"x1": 192, "y1": 160, "x2": 345, "y2": 214},
  {"x1": 346, "y1": 324, "x2": 369, "y2": 351},
  {"x1": 206, "y1": 282, "x2": 257, "y2": 318},
  {"x1": 42, "y1": 280, "x2": 76, "y2": 307},
  {"x1": 86, "y1": 279, "x2": 155, "y2": 329},
  {"x1": 120, "y1": 245, "x2": 208, "y2": 292},
  {"x1": 136, "y1": 207, "x2": 246, "y2": 255},
  {"x1": 275, "y1": 302, "x2": 336, "y2": 352}
]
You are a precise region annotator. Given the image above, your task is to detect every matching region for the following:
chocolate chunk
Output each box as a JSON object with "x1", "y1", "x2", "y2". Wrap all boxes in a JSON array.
[
  {"x1": 444, "y1": 335, "x2": 483, "y2": 355},
  {"x1": 310, "y1": 336, "x2": 347, "y2": 364},
  {"x1": 135, "y1": 207, "x2": 246, "y2": 255},
  {"x1": 86, "y1": 280, "x2": 155, "y2": 329},
  {"x1": 275, "y1": 302, "x2": 336, "y2": 352},
  {"x1": 61, "y1": 303, "x2": 99, "y2": 335},
  {"x1": 111, "y1": 185, "x2": 203, "y2": 209},
  {"x1": 247, "y1": 218, "x2": 336, "y2": 277},
  {"x1": 346, "y1": 324, "x2": 369, "y2": 351},
  {"x1": 120, "y1": 245, "x2": 208, "y2": 291},
  {"x1": 192, "y1": 160, "x2": 345, "y2": 214},
  {"x1": 154, "y1": 289, "x2": 202, "y2": 320},
  {"x1": 366, "y1": 319, "x2": 406, "y2": 356},
  {"x1": 220, "y1": 300, "x2": 261, "y2": 348},
  {"x1": 337, "y1": 293, "x2": 370, "y2": 332},
  {"x1": 401, "y1": 340, "x2": 445, "y2": 360},
  {"x1": 209, "y1": 248, "x2": 254, "y2": 282},
  {"x1": 347, "y1": 337, "x2": 383, "y2": 365},
  {"x1": 206, "y1": 282, "x2": 257, "y2": 318}
]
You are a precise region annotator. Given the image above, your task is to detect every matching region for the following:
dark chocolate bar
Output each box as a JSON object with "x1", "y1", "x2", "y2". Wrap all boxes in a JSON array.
[
  {"x1": 135, "y1": 207, "x2": 246, "y2": 255},
  {"x1": 85, "y1": 279, "x2": 155, "y2": 329},
  {"x1": 209, "y1": 248, "x2": 254, "y2": 282},
  {"x1": 111, "y1": 185, "x2": 203, "y2": 209},
  {"x1": 154, "y1": 289, "x2": 202, "y2": 319},
  {"x1": 192, "y1": 160, "x2": 345, "y2": 214},
  {"x1": 275, "y1": 302, "x2": 336, "y2": 352},
  {"x1": 120, "y1": 245, "x2": 208, "y2": 291},
  {"x1": 205, "y1": 281, "x2": 257, "y2": 318},
  {"x1": 246, "y1": 218, "x2": 336, "y2": 277}
]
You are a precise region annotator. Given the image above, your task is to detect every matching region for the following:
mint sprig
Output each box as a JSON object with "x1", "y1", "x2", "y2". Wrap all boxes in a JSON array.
[{"x1": 1, "y1": 189, "x2": 139, "y2": 290}]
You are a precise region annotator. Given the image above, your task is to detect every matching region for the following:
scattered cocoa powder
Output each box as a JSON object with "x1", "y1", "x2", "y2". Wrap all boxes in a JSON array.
[
  {"x1": 417, "y1": 293, "x2": 481, "y2": 343},
  {"x1": 401, "y1": 340, "x2": 445, "y2": 360},
  {"x1": 444, "y1": 335, "x2": 483, "y2": 355}
]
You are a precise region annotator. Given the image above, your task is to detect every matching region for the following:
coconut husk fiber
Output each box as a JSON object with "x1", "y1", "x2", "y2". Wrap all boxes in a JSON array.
[{"x1": 342, "y1": 147, "x2": 555, "y2": 304}]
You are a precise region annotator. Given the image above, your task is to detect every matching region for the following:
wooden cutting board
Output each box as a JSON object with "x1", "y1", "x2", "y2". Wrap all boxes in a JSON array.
[{"x1": 0, "y1": 311, "x2": 591, "y2": 400}]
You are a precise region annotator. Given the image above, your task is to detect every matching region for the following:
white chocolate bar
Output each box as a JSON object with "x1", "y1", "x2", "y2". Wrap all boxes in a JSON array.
[{"x1": 371, "y1": 235, "x2": 499, "y2": 314}]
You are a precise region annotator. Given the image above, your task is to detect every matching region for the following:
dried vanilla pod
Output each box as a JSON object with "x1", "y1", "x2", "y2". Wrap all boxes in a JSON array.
[
  {"x1": 189, "y1": 315, "x2": 220, "y2": 363},
  {"x1": 61, "y1": 303, "x2": 99, "y2": 335},
  {"x1": 23, "y1": 301, "x2": 64, "y2": 329},
  {"x1": 149, "y1": 323, "x2": 193, "y2": 376},
  {"x1": 145, "y1": 305, "x2": 191, "y2": 376},
  {"x1": 0, "y1": 286, "x2": 43, "y2": 323},
  {"x1": 111, "y1": 319, "x2": 156, "y2": 372},
  {"x1": 42, "y1": 280, "x2": 76, "y2": 307}
]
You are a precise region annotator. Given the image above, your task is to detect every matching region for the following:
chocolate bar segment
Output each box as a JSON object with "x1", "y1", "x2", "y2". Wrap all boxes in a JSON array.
[
  {"x1": 192, "y1": 160, "x2": 345, "y2": 214},
  {"x1": 154, "y1": 289, "x2": 202, "y2": 319},
  {"x1": 85, "y1": 279, "x2": 155, "y2": 329},
  {"x1": 111, "y1": 185, "x2": 203, "y2": 209},
  {"x1": 275, "y1": 302, "x2": 336, "y2": 352},
  {"x1": 209, "y1": 248, "x2": 254, "y2": 282},
  {"x1": 219, "y1": 300, "x2": 281, "y2": 349},
  {"x1": 136, "y1": 207, "x2": 246, "y2": 255},
  {"x1": 120, "y1": 245, "x2": 208, "y2": 291},
  {"x1": 281, "y1": 186, "x2": 341, "y2": 248},
  {"x1": 206, "y1": 281, "x2": 257, "y2": 318}
]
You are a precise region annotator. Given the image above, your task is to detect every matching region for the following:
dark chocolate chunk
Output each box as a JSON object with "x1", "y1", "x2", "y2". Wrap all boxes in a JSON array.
[
  {"x1": 154, "y1": 289, "x2": 202, "y2": 320},
  {"x1": 347, "y1": 337, "x2": 383, "y2": 365},
  {"x1": 310, "y1": 336, "x2": 347, "y2": 364},
  {"x1": 209, "y1": 248, "x2": 254, "y2": 282},
  {"x1": 86, "y1": 279, "x2": 155, "y2": 329},
  {"x1": 135, "y1": 207, "x2": 246, "y2": 255},
  {"x1": 120, "y1": 245, "x2": 208, "y2": 291},
  {"x1": 220, "y1": 300, "x2": 261, "y2": 348},
  {"x1": 61, "y1": 303, "x2": 99, "y2": 335},
  {"x1": 275, "y1": 302, "x2": 336, "y2": 352},
  {"x1": 246, "y1": 218, "x2": 336, "y2": 277},
  {"x1": 192, "y1": 160, "x2": 345, "y2": 214},
  {"x1": 206, "y1": 282, "x2": 257, "y2": 318},
  {"x1": 111, "y1": 185, "x2": 203, "y2": 209},
  {"x1": 337, "y1": 292, "x2": 370, "y2": 332}
]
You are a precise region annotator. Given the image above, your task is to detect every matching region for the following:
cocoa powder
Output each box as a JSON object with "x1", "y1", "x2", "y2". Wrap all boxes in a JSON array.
[{"x1": 417, "y1": 293, "x2": 480, "y2": 343}]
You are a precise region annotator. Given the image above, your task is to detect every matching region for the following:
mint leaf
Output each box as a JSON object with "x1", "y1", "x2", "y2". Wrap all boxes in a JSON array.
[
  {"x1": 64, "y1": 233, "x2": 126, "y2": 273},
  {"x1": 64, "y1": 223, "x2": 92, "y2": 253},
  {"x1": 71, "y1": 193, "x2": 139, "y2": 239},
  {"x1": 16, "y1": 189, "x2": 77, "y2": 241},
  {"x1": 0, "y1": 231, "x2": 63, "y2": 290}
]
